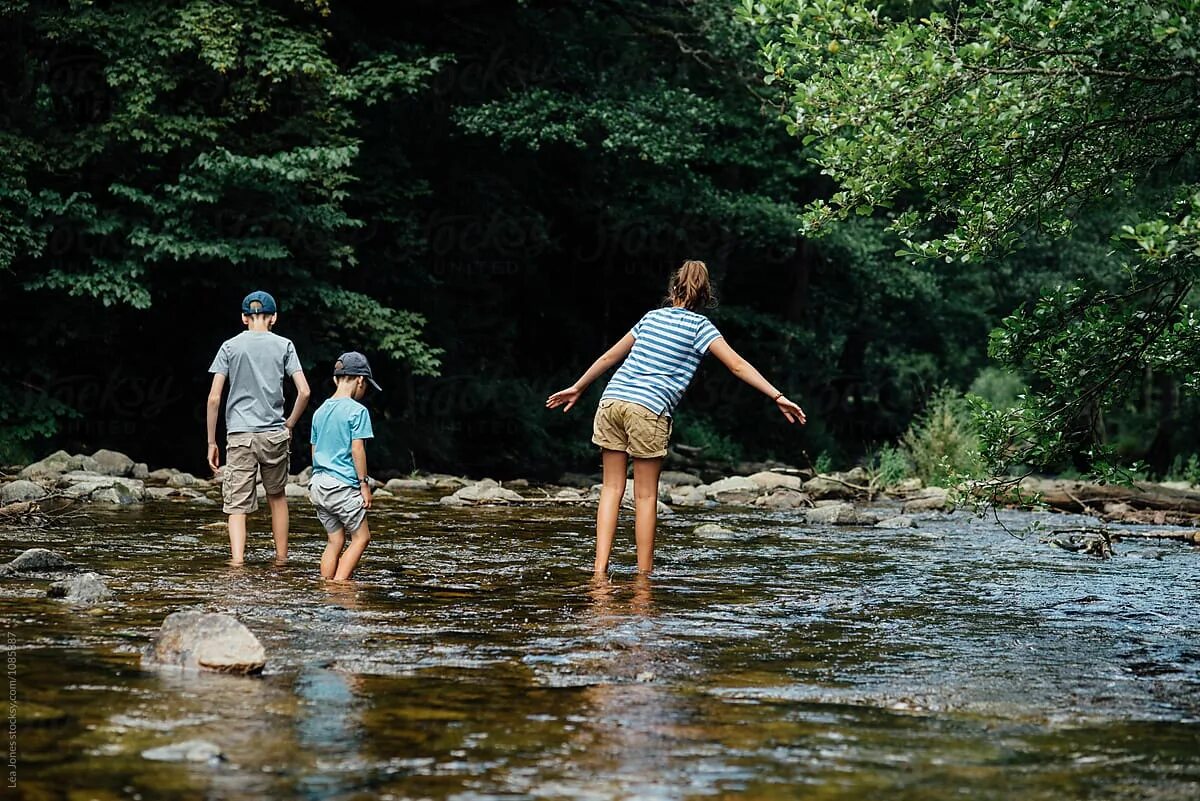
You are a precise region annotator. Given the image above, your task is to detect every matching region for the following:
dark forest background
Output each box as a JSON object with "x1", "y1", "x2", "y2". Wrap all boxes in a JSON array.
[{"x1": 3, "y1": 0, "x2": 1197, "y2": 480}]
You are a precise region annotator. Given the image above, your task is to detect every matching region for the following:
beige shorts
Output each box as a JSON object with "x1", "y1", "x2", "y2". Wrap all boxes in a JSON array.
[
  {"x1": 592, "y1": 399, "x2": 672, "y2": 459},
  {"x1": 223, "y1": 429, "x2": 291, "y2": 514}
]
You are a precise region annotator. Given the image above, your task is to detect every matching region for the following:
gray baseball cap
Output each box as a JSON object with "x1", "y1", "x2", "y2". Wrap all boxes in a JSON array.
[{"x1": 333, "y1": 352, "x2": 381, "y2": 391}]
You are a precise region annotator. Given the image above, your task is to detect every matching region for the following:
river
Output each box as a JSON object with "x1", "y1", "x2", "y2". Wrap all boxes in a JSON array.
[{"x1": 3, "y1": 496, "x2": 1198, "y2": 799}]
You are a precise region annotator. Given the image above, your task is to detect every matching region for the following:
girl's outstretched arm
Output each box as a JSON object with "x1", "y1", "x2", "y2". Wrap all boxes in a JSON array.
[
  {"x1": 546, "y1": 333, "x2": 636, "y2": 412},
  {"x1": 708, "y1": 337, "x2": 807, "y2": 424}
]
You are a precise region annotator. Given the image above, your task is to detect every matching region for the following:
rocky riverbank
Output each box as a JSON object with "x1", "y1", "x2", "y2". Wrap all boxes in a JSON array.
[{"x1": 5, "y1": 449, "x2": 1200, "y2": 549}]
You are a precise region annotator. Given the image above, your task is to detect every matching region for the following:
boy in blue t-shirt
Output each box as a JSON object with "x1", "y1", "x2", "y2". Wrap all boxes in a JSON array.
[{"x1": 309, "y1": 352, "x2": 379, "y2": 580}]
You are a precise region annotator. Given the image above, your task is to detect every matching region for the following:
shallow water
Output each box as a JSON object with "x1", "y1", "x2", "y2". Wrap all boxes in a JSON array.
[{"x1": 3, "y1": 495, "x2": 1199, "y2": 800}]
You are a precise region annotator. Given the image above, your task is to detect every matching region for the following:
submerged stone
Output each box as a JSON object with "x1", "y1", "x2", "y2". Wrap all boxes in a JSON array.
[
  {"x1": 144, "y1": 611, "x2": 266, "y2": 675},
  {"x1": 0, "y1": 548, "x2": 78, "y2": 576}
]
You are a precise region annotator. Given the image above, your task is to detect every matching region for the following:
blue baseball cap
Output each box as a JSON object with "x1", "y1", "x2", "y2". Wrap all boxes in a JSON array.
[
  {"x1": 242, "y1": 290, "x2": 277, "y2": 315},
  {"x1": 334, "y1": 351, "x2": 382, "y2": 391}
]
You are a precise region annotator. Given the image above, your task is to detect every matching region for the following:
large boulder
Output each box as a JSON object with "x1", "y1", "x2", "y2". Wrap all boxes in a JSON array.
[
  {"x1": 1, "y1": 480, "x2": 47, "y2": 504},
  {"x1": 747, "y1": 471, "x2": 805, "y2": 492},
  {"x1": 902, "y1": 487, "x2": 951, "y2": 513},
  {"x1": 0, "y1": 548, "x2": 78, "y2": 576},
  {"x1": 91, "y1": 449, "x2": 135, "y2": 477},
  {"x1": 755, "y1": 489, "x2": 810, "y2": 510},
  {"x1": 19, "y1": 451, "x2": 97, "y2": 481},
  {"x1": 131, "y1": 463, "x2": 150, "y2": 480},
  {"x1": 705, "y1": 476, "x2": 761, "y2": 505},
  {"x1": 58, "y1": 473, "x2": 146, "y2": 504},
  {"x1": 47, "y1": 572, "x2": 113, "y2": 606},
  {"x1": 659, "y1": 470, "x2": 703, "y2": 488},
  {"x1": 144, "y1": 611, "x2": 266, "y2": 675}
]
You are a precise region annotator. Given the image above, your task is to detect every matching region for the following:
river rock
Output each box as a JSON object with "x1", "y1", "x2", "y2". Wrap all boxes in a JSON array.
[
  {"x1": 92, "y1": 449, "x2": 135, "y2": 477},
  {"x1": 669, "y1": 485, "x2": 710, "y2": 507},
  {"x1": 557, "y1": 472, "x2": 599, "y2": 489},
  {"x1": 805, "y1": 503, "x2": 870, "y2": 526},
  {"x1": 693, "y1": 522, "x2": 736, "y2": 538},
  {"x1": 427, "y1": 474, "x2": 470, "y2": 492},
  {"x1": 875, "y1": 515, "x2": 917, "y2": 529},
  {"x1": 58, "y1": 473, "x2": 146, "y2": 504},
  {"x1": 450, "y1": 479, "x2": 524, "y2": 505},
  {"x1": 802, "y1": 474, "x2": 860, "y2": 500},
  {"x1": 660, "y1": 470, "x2": 703, "y2": 488},
  {"x1": 166, "y1": 472, "x2": 204, "y2": 489},
  {"x1": 438, "y1": 495, "x2": 469, "y2": 507},
  {"x1": 705, "y1": 476, "x2": 761, "y2": 504},
  {"x1": 19, "y1": 451, "x2": 97, "y2": 481},
  {"x1": 554, "y1": 488, "x2": 585, "y2": 501},
  {"x1": 284, "y1": 483, "x2": 309, "y2": 499},
  {"x1": 289, "y1": 466, "x2": 313, "y2": 486},
  {"x1": 0, "y1": 548, "x2": 77, "y2": 576},
  {"x1": 131, "y1": 462, "x2": 150, "y2": 480},
  {"x1": 145, "y1": 611, "x2": 266, "y2": 675},
  {"x1": 147, "y1": 468, "x2": 178, "y2": 482},
  {"x1": 747, "y1": 471, "x2": 805, "y2": 492},
  {"x1": 902, "y1": 487, "x2": 951, "y2": 513},
  {"x1": 47, "y1": 572, "x2": 113, "y2": 606},
  {"x1": 385, "y1": 478, "x2": 430, "y2": 492},
  {"x1": 1, "y1": 479, "x2": 47, "y2": 504},
  {"x1": 142, "y1": 739, "x2": 225, "y2": 763},
  {"x1": 755, "y1": 489, "x2": 809, "y2": 510},
  {"x1": 890, "y1": 477, "x2": 923, "y2": 493}
]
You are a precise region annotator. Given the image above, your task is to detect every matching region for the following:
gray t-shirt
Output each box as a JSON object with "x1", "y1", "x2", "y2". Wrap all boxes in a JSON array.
[{"x1": 209, "y1": 331, "x2": 303, "y2": 433}]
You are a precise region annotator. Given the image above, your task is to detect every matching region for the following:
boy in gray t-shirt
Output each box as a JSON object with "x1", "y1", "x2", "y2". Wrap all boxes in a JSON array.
[{"x1": 206, "y1": 291, "x2": 311, "y2": 565}]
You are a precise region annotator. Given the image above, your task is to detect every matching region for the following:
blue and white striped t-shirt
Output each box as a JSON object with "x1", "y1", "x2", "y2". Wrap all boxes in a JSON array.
[{"x1": 601, "y1": 306, "x2": 722, "y2": 416}]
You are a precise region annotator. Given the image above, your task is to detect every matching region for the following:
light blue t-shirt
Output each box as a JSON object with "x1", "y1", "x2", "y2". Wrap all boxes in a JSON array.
[
  {"x1": 601, "y1": 306, "x2": 722, "y2": 416},
  {"x1": 310, "y1": 397, "x2": 374, "y2": 487},
  {"x1": 209, "y1": 331, "x2": 303, "y2": 433}
]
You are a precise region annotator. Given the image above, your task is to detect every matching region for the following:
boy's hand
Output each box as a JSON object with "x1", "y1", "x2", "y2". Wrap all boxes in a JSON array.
[
  {"x1": 546, "y1": 385, "x2": 582, "y2": 412},
  {"x1": 360, "y1": 484, "x2": 373, "y2": 509},
  {"x1": 775, "y1": 395, "x2": 807, "y2": 425},
  {"x1": 207, "y1": 443, "x2": 220, "y2": 474}
]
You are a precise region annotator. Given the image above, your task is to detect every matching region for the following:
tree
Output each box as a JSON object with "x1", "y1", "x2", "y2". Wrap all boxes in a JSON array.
[
  {"x1": 746, "y1": 0, "x2": 1200, "y2": 479},
  {"x1": 0, "y1": 0, "x2": 441, "y2": 461}
]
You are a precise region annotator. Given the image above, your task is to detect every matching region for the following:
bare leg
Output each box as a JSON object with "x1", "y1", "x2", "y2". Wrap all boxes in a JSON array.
[
  {"x1": 320, "y1": 529, "x2": 345, "y2": 579},
  {"x1": 333, "y1": 520, "x2": 371, "y2": 581},
  {"x1": 632, "y1": 456, "x2": 664, "y2": 574},
  {"x1": 227, "y1": 514, "x2": 247, "y2": 564},
  {"x1": 266, "y1": 492, "x2": 289, "y2": 563},
  {"x1": 595, "y1": 449, "x2": 628, "y2": 575}
]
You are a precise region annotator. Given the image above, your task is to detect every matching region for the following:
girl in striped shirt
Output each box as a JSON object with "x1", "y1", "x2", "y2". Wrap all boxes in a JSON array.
[{"x1": 547, "y1": 260, "x2": 805, "y2": 576}]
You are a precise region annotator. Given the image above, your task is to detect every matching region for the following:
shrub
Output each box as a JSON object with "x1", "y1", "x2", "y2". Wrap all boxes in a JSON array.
[{"x1": 902, "y1": 387, "x2": 984, "y2": 486}]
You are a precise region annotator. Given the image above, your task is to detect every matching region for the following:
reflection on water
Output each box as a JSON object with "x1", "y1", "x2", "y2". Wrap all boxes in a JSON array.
[{"x1": 1, "y1": 500, "x2": 1199, "y2": 800}]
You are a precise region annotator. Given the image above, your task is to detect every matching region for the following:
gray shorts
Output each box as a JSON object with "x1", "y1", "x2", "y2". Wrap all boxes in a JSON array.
[{"x1": 309, "y1": 473, "x2": 367, "y2": 535}]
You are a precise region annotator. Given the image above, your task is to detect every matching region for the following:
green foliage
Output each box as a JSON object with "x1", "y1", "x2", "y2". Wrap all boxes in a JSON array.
[
  {"x1": 1166, "y1": 453, "x2": 1200, "y2": 486},
  {"x1": 903, "y1": 388, "x2": 984, "y2": 487},
  {"x1": 750, "y1": 0, "x2": 1200, "y2": 479},
  {"x1": 673, "y1": 414, "x2": 745, "y2": 465},
  {"x1": 868, "y1": 444, "x2": 912, "y2": 488}
]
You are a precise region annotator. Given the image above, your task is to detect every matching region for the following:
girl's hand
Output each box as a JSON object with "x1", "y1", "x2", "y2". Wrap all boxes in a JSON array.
[
  {"x1": 546, "y1": 385, "x2": 582, "y2": 412},
  {"x1": 776, "y1": 395, "x2": 807, "y2": 424}
]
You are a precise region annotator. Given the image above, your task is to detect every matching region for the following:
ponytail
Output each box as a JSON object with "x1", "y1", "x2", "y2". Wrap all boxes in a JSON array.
[{"x1": 665, "y1": 259, "x2": 715, "y2": 311}]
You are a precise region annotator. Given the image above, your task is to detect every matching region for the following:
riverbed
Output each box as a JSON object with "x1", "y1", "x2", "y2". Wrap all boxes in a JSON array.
[{"x1": 3, "y1": 497, "x2": 1198, "y2": 800}]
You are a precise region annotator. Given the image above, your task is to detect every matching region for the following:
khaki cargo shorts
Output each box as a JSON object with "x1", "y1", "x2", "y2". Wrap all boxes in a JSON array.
[
  {"x1": 592, "y1": 398, "x2": 672, "y2": 459},
  {"x1": 223, "y1": 428, "x2": 291, "y2": 514}
]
